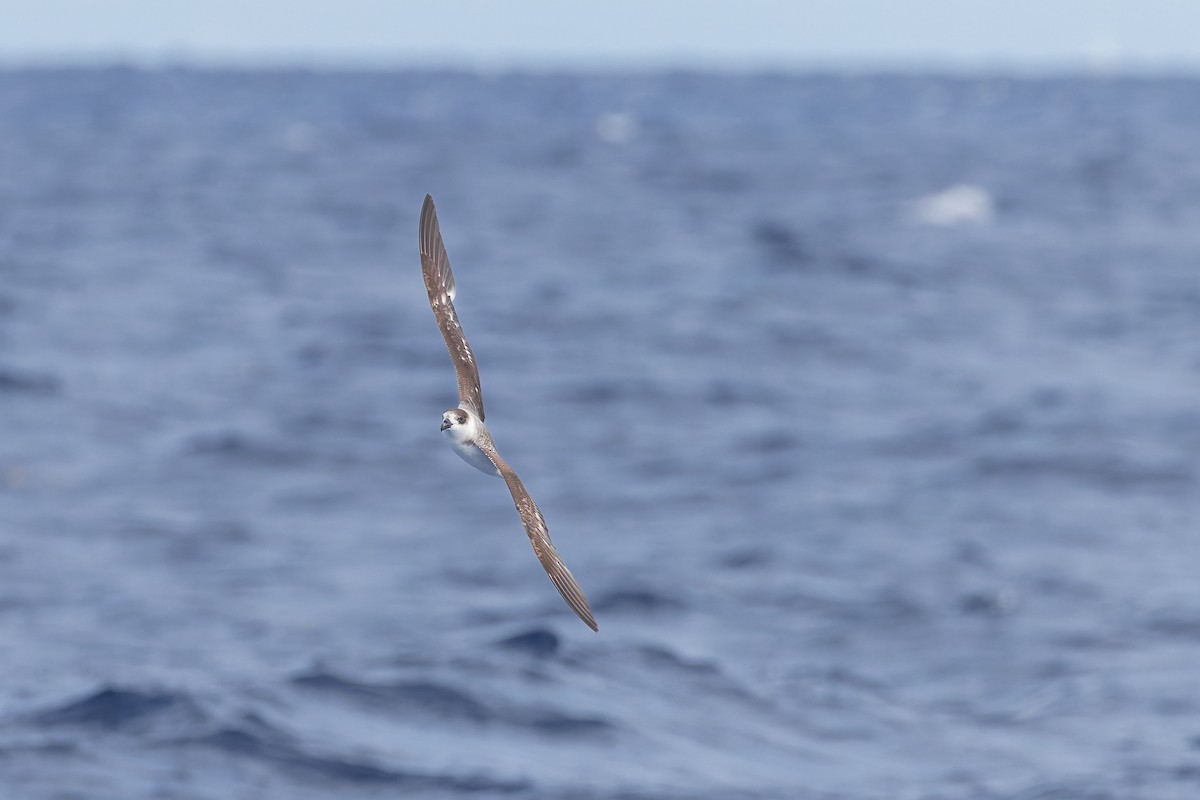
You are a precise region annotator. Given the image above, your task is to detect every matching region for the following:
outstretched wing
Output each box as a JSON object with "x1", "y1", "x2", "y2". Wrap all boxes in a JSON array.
[
  {"x1": 474, "y1": 434, "x2": 598, "y2": 632},
  {"x1": 419, "y1": 194, "x2": 485, "y2": 420}
]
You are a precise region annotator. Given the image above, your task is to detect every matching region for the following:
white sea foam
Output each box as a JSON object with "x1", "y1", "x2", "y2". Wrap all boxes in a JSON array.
[
  {"x1": 595, "y1": 111, "x2": 638, "y2": 144},
  {"x1": 911, "y1": 184, "x2": 995, "y2": 226}
]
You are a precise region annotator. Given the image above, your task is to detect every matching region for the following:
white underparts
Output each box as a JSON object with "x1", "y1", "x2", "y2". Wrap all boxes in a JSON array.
[
  {"x1": 449, "y1": 437, "x2": 502, "y2": 477},
  {"x1": 442, "y1": 411, "x2": 501, "y2": 477}
]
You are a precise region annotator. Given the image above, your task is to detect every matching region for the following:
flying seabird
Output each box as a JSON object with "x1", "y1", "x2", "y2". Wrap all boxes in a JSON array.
[{"x1": 419, "y1": 194, "x2": 598, "y2": 632}]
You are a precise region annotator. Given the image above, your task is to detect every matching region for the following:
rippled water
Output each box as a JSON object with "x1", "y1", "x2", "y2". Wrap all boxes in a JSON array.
[{"x1": 1, "y1": 68, "x2": 1200, "y2": 799}]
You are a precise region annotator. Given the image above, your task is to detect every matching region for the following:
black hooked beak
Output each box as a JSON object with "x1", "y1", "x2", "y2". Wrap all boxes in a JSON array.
[{"x1": 440, "y1": 419, "x2": 452, "y2": 431}]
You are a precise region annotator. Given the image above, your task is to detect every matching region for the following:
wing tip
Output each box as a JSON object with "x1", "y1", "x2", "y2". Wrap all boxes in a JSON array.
[
  {"x1": 553, "y1": 574, "x2": 599, "y2": 632},
  {"x1": 419, "y1": 195, "x2": 436, "y2": 236},
  {"x1": 570, "y1": 604, "x2": 599, "y2": 632}
]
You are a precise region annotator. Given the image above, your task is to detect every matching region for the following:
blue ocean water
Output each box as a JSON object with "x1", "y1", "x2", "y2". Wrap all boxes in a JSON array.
[{"x1": 1, "y1": 67, "x2": 1200, "y2": 799}]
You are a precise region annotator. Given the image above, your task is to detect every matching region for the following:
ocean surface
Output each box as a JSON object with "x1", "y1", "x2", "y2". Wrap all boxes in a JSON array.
[{"x1": 1, "y1": 67, "x2": 1199, "y2": 799}]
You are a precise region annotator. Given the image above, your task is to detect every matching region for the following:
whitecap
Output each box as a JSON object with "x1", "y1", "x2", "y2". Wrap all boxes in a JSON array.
[
  {"x1": 595, "y1": 111, "x2": 638, "y2": 144},
  {"x1": 910, "y1": 184, "x2": 994, "y2": 226}
]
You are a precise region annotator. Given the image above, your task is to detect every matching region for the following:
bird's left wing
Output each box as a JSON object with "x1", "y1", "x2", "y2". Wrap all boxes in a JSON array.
[{"x1": 474, "y1": 434, "x2": 598, "y2": 631}]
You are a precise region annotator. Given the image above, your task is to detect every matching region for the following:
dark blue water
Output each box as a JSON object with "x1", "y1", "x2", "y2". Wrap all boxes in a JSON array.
[{"x1": 2, "y1": 67, "x2": 1200, "y2": 799}]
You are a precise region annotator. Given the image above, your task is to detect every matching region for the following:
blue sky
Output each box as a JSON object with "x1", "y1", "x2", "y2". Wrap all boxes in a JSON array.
[{"x1": 1, "y1": 0, "x2": 1197, "y2": 72}]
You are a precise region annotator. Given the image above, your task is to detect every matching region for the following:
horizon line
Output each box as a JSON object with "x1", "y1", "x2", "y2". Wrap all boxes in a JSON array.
[{"x1": 4, "y1": 52, "x2": 1200, "y2": 79}]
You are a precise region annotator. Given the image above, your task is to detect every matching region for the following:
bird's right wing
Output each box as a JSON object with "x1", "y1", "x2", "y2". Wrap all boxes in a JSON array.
[
  {"x1": 475, "y1": 435, "x2": 598, "y2": 632},
  {"x1": 419, "y1": 194, "x2": 485, "y2": 420}
]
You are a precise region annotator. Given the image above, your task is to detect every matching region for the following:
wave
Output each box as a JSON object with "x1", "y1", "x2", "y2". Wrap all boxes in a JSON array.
[
  {"x1": 592, "y1": 587, "x2": 685, "y2": 614},
  {"x1": 291, "y1": 670, "x2": 613, "y2": 737},
  {"x1": 495, "y1": 627, "x2": 561, "y2": 656},
  {"x1": 31, "y1": 686, "x2": 205, "y2": 731},
  {"x1": 0, "y1": 367, "x2": 59, "y2": 395},
  {"x1": 175, "y1": 713, "x2": 528, "y2": 792},
  {"x1": 291, "y1": 673, "x2": 492, "y2": 722}
]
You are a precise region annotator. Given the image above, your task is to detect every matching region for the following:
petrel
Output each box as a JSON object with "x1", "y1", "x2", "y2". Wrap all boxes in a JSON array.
[{"x1": 419, "y1": 195, "x2": 598, "y2": 632}]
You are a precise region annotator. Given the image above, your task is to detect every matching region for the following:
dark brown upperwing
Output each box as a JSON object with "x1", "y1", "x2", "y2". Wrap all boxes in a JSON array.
[
  {"x1": 475, "y1": 435, "x2": 598, "y2": 632},
  {"x1": 419, "y1": 194, "x2": 485, "y2": 420}
]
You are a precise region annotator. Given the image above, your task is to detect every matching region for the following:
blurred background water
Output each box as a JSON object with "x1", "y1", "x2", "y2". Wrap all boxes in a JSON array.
[{"x1": 1, "y1": 67, "x2": 1200, "y2": 799}]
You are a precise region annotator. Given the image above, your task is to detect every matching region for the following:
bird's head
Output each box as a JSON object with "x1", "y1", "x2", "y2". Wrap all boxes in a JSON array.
[{"x1": 441, "y1": 408, "x2": 470, "y2": 434}]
